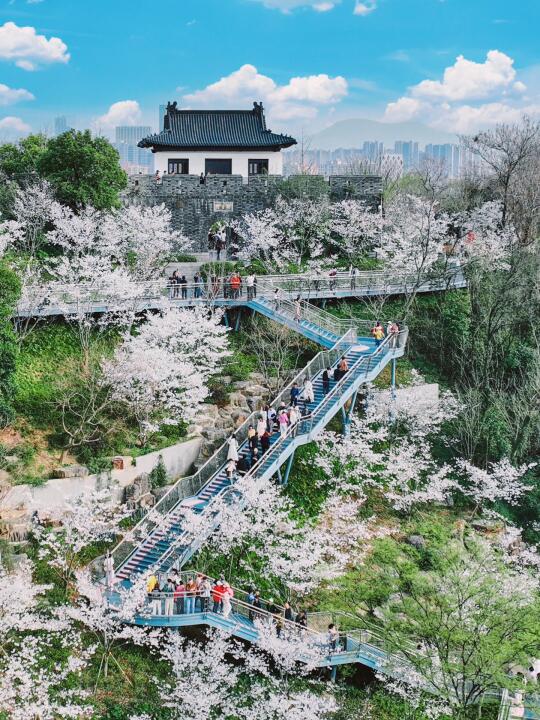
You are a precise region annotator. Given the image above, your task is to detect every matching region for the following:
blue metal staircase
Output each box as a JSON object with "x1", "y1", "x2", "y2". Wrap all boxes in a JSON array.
[{"x1": 106, "y1": 296, "x2": 407, "y2": 585}]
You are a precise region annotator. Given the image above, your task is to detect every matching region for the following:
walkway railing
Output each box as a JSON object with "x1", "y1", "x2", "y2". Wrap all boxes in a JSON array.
[
  {"x1": 95, "y1": 328, "x2": 359, "y2": 582},
  {"x1": 15, "y1": 266, "x2": 466, "y2": 317},
  {"x1": 101, "y1": 326, "x2": 406, "y2": 582}
]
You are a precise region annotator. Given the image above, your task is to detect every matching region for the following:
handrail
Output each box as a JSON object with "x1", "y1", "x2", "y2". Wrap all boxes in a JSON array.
[
  {"x1": 130, "y1": 329, "x2": 406, "y2": 577},
  {"x1": 101, "y1": 329, "x2": 359, "y2": 579},
  {"x1": 16, "y1": 266, "x2": 467, "y2": 315}
]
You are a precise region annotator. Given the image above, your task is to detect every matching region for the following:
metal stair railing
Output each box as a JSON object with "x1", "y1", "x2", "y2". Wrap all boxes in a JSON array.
[
  {"x1": 16, "y1": 266, "x2": 467, "y2": 316},
  {"x1": 131, "y1": 569, "x2": 411, "y2": 667},
  {"x1": 153, "y1": 329, "x2": 407, "y2": 574},
  {"x1": 99, "y1": 329, "x2": 358, "y2": 583}
]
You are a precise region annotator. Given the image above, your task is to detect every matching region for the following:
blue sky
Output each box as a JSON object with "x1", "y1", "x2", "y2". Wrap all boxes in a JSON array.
[{"x1": 0, "y1": 0, "x2": 538, "y2": 138}]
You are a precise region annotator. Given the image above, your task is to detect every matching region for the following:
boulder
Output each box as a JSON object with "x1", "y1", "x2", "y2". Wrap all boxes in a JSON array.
[
  {"x1": 54, "y1": 465, "x2": 89, "y2": 479},
  {"x1": 243, "y1": 384, "x2": 268, "y2": 397},
  {"x1": 405, "y1": 535, "x2": 426, "y2": 550},
  {"x1": 228, "y1": 392, "x2": 250, "y2": 409}
]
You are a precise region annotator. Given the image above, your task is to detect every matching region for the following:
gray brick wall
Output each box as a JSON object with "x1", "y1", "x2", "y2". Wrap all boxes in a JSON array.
[{"x1": 122, "y1": 173, "x2": 382, "y2": 250}]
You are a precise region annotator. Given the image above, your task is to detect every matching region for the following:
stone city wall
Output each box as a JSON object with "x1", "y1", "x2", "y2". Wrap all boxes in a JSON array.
[{"x1": 122, "y1": 173, "x2": 383, "y2": 250}]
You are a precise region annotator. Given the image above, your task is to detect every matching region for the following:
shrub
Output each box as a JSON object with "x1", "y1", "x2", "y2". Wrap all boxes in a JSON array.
[{"x1": 149, "y1": 455, "x2": 168, "y2": 488}]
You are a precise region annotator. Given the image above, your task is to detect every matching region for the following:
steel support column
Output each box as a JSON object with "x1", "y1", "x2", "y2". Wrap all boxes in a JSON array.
[
  {"x1": 282, "y1": 449, "x2": 296, "y2": 487},
  {"x1": 234, "y1": 310, "x2": 242, "y2": 332}
]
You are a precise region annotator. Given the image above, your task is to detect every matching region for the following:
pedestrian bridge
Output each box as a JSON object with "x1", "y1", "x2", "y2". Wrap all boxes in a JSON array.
[{"x1": 14, "y1": 267, "x2": 466, "y2": 318}]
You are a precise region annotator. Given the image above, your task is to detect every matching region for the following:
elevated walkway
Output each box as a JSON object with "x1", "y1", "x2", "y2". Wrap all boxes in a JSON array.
[{"x1": 14, "y1": 267, "x2": 466, "y2": 319}]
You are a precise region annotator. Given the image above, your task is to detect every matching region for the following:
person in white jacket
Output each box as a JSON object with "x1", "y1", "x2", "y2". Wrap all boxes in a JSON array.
[
  {"x1": 302, "y1": 377, "x2": 315, "y2": 405},
  {"x1": 227, "y1": 435, "x2": 239, "y2": 462}
]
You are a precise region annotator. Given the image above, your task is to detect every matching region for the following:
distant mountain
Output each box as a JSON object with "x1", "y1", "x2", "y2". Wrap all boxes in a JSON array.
[{"x1": 307, "y1": 118, "x2": 457, "y2": 150}]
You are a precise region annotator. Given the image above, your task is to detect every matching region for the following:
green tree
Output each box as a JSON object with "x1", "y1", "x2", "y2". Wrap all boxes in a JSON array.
[
  {"x1": 0, "y1": 133, "x2": 48, "y2": 181},
  {"x1": 0, "y1": 261, "x2": 21, "y2": 426},
  {"x1": 37, "y1": 129, "x2": 127, "y2": 210},
  {"x1": 377, "y1": 538, "x2": 540, "y2": 717}
]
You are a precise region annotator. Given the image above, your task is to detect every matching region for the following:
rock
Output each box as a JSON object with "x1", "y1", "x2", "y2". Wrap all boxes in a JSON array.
[
  {"x1": 152, "y1": 486, "x2": 173, "y2": 502},
  {"x1": 243, "y1": 384, "x2": 268, "y2": 397},
  {"x1": 405, "y1": 535, "x2": 426, "y2": 550},
  {"x1": 54, "y1": 465, "x2": 89, "y2": 479},
  {"x1": 248, "y1": 372, "x2": 266, "y2": 384},
  {"x1": 200, "y1": 404, "x2": 219, "y2": 418},
  {"x1": 234, "y1": 414, "x2": 248, "y2": 428},
  {"x1": 0, "y1": 469, "x2": 11, "y2": 485},
  {"x1": 220, "y1": 375, "x2": 232, "y2": 385},
  {"x1": 228, "y1": 392, "x2": 250, "y2": 409}
]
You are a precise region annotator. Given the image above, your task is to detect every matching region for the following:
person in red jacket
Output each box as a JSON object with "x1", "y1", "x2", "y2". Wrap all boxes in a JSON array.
[
  {"x1": 174, "y1": 580, "x2": 185, "y2": 615},
  {"x1": 212, "y1": 580, "x2": 224, "y2": 613}
]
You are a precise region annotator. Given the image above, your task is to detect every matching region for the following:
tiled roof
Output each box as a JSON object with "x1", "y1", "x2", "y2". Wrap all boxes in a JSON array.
[{"x1": 138, "y1": 102, "x2": 297, "y2": 150}]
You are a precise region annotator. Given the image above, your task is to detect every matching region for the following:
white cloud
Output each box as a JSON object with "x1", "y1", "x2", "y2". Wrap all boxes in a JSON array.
[
  {"x1": 353, "y1": 1, "x2": 377, "y2": 15},
  {"x1": 384, "y1": 97, "x2": 423, "y2": 122},
  {"x1": 248, "y1": 0, "x2": 339, "y2": 10},
  {"x1": 411, "y1": 50, "x2": 521, "y2": 101},
  {"x1": 0, "y1": 21, "x2": 69, "y2": 70},
  {"x1": 383, "y1": 50, "x2": 538, "y2": 133},
  {"x1": 95, "y1": 100, "x2": 142, "y2": 130},
  {"x1": 0, "y1": 116, "x2": 31, "y2": 135},
  {"x1": 0, "y1": 83, "x2": 34, "y2": 106},
  {"x1": 183, "y1": 64, "x2": 348, "y2": 122}
]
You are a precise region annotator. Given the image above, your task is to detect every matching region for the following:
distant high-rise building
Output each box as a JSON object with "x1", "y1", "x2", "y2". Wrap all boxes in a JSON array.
[
  {"x1": 114, "y1": 125, "x2": 154, "y2": 174},
  {"x1": 362, "y1": 141, "x2": 383, "y2": 161},
  {"x1": 115, "y1": 126, "x2": 153, "y2": 145},
  {"x1": 425, "y1": 143, "x2": 461, "y2": 177},
  {"x1": 159, "y1": 104, "x2": 167, "y2": 132},
  {"x1": 380, "y1": 152, "x2": 403, "y2": 181},
  {"x1": 54, "y1": 116, "x2": 68, "y2": 136},
  {"x1": 394, "y1": 140, "x2": 419, "y2": 171}
]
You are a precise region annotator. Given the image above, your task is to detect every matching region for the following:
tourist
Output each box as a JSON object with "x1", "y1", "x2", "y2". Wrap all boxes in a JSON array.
[
  {"x1": 150, "y1": 585, "x2": 162, "y2": 616},
  {"x1": 168, "y1": 271, "x2": 176, "y2": 300},
  {"x1": 237, "y1": 455, "x2": 250, "y2": 475},
  {"x1": 230, "y1": 272, "x2": 241, "y2": 299},
  {"x1": 266, "y1": 598, "x2": 279, "y2": 617},
  {"x1": 222, "y1": 582, "x2": 233, "y2": 618},
  {"x1": 193, "y1": 272, "x2": 204, "y2": 299},
  {"x1": 327, "y1": 623, "x2": 340, "y2": 652},
  {"x1": 225, "y1": 459, "x2": 237, "y2": 481},
  {"x1": 249, "y1": 591, "x2": 262, "y2": 622},
  {"x1": 212, "y1": 579, "x2": 224, "y2": 613},
  {"x1": 199, "y1": 576, "x2": 211, "y2": 612},
  {"x1": 273, "y1": 287, "x2": 281, "y2": 311},
  {"x1": 170, "y1": 270, "x2": 180, "y2": 299},
  {"x1": 294, "y1": 295, "x2": 301, "y2": 323},
  {"x1": 246, "y1": 273, "x2": 256, "y2": 301},
  {"x1": 296, "y1": 610, "x2": 307, "y2": 627},
  {"x1": 289, "y1": 405, "x2": 299, "y2": 436},
  {"x1": 372, "y1": 321, "x2": 385, "y2": 347},
  {"x1": 216, "y1": 231, "x2": 226, "y2": 261},
  {"x1": 333, "y1": 364, "x2": 341, "y2": 382},
  {"x1": 290, "y1": 382, "x2": 300, "y2": 407},
  {"x1": 338, "y1": 356, "x2": 349, "y2": 379},
  {"x1": 253, "y1": 275, "x2": 258, "y2": 298},
  {"x1": 260, "y1": 429, "x2": 271, "y2": 453},
  {"x1": 103, "y1": 551, "x2": 115, "y2": 589},
  {"x1": 257, "y1": 415, "x2": 266, "y2": 441},
  {"x1": 199, "y1": 172, "x2": 206, "y2": 185},
  {"x1": 302, "y1": 377, "x2": 315, "y2": 405},
  {"x1": 194, "y1": 573, "x2": 204, "y2": 611},
  {"x1": 180, "y1": 274, "x2": 188, "y2": 300},
  {"x1": 329, "y1": 268, "x2": 337, "y2": 292},
  {"x1": 185, "y1": 577, "x2": 197, "y2": 614},
  {"x1": 227, "y1": 434, "x2": 239, "y2": 462},
  {"x1": 154, "y1": 170, "x2": 161, "y2": 184},
  {"x1": 388, "y1": 321, "x2": 400, "y2": 348},
  {"x1": 147, "y1": 574, "x2": 158, "y2": 593},
  {"x1": 322, "y1": 367, "x2": 331, "y2": 395},
  {"x1": 164, "y1": 578, "x2": 175, "y2": 616},
  {"x1": 247, "y1": 424, "x2": 257, "y2": 450},
  {"x1": 250, "y1": 446, "x2": 260, "y2": 468},
  {"x1": 350, "y1": 265, "x2": 360, "y2": 290},
  {"x1": 174, "y1": 579, "x2": 185, "y2": 614},
  {"x1": 284, "y1": 601, "x2": 294, "y2": 622},
  {"x1": 278, "y1": 409, "x2": 289, "y2": 438},
  {"x1": 261, "y1": 404, "x2": 270, "y2": 430},
  {"x1": 267, "y1": 406, "x2": 277, "y2": 432}
]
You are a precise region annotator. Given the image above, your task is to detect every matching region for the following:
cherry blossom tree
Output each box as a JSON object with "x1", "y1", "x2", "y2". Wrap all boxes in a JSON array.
[
  {"x1": 102, "y1": 306, "x2": 230, "y2": 442},
  {"x1": 0, "y1": 634, "x2": 93, "y2": 720},
  {"x1": 154, "y1": 630, "x2": 337, "y2": 720},
  {"x1": 377, "y1": 193, "x2": 450, "y2": 317},
  {"x1": 233, "y1": 196, "x2": 331, "y2": 271},
  {"x1": 60, "y1": 570, "x2": 161, "y2": 683},
  {"x1": 329, "y1": 199, "x2": 382, "y2": 264},
  {"x1": 456, "y1": 457, "x2": 533, "y2": 516},
  {"x1": 33, "y1": 489, "x2": 130, "y2": 591},
  {"x1": 0, "y1": 179, "x2": 56, "y2": 263}
]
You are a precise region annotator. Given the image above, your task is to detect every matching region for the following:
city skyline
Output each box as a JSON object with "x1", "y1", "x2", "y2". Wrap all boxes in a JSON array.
[{"x1": 0, "y1": 0, "x2": 538, "y2": 141}]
